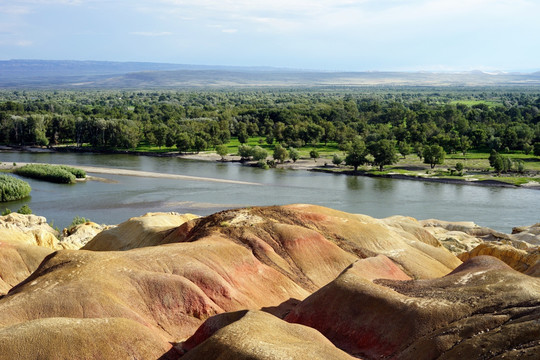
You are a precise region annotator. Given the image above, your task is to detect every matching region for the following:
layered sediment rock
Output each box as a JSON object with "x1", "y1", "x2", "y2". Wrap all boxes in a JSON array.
[
  {"x1": 459, "y1": 242, "x2": 540, "y2": 274},
  {"x1": 0, "y1": 205, "x2": 538, "y2": 359},
  {"x1": 83, "y1": 212, "x2": 198, "y2": 251},
  {"x1": 286, "y1": 256, "x2": 540, "y2": 359}
]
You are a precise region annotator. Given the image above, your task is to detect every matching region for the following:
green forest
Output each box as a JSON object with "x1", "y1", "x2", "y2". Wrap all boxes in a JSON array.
[{"x1": 1, "y1": 88, "x2": 539, "y2": 172}]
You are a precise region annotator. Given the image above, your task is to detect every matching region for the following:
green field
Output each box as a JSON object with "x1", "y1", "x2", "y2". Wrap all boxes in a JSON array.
[{"x1": 449, "y1": 100, "x2": 501, "y2": 107}]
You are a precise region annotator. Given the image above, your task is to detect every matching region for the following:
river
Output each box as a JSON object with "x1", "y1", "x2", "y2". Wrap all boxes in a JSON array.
[{"x1": 1, "y1": 151, "x2": 538, "y2": 232}]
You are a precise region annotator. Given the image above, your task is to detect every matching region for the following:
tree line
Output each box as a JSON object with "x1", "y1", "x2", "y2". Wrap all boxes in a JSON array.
[{"x1": 1, "y1": 89, "x2": 539, "y2": 158}]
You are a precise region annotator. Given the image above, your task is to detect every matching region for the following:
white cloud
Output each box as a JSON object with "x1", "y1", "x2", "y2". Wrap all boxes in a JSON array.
[
  {"x1": 130, "y1": 31, "x2": 173, "y2": 36},
  {"x1": 0, "y1": 5, "x2": 32, "y2": 15},
  {"x1": 16, "y1": 40, "x2": 33, "y2": 46},
  {"x1": 221, "y1": 29, "x2": 237, "y2": 33}
]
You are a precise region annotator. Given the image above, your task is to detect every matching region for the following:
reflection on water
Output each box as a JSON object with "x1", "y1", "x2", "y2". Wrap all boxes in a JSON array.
[
  {"x1": 372, "y1": 177, "x2": 394, "y2": 192},
  {"x1": 0, "y1": 151, "x2": 538, "y2": 232},
  {"x1": 346, "y1": 176, "x2": 363, "y2": 191}
]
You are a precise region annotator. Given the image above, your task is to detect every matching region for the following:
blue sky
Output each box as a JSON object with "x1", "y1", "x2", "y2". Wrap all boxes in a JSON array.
[{"x1": 1, "y1": 0, "x2": 539, "y2": 71}]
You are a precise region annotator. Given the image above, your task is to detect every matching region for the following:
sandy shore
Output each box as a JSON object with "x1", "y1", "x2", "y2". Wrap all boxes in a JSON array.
[
  {"x1": 3, "y1": 148, "x2": 538, "y2": 189},
  {"x1": 179, "y1": 152, "x2": 332, "y2": 170},
  {"x1": 1, "y1": 162, "x2": 264, "y2": 186}
]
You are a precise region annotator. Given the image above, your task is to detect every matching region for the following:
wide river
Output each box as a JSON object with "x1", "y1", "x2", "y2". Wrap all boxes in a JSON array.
[{"x1": 1, "y1": 151, "x2": 538, "y2": 232}]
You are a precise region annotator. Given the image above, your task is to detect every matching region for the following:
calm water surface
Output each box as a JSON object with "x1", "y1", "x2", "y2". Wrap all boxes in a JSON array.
[{"x1": 1, "y1": 151, "x2": 538, "y2": 232}]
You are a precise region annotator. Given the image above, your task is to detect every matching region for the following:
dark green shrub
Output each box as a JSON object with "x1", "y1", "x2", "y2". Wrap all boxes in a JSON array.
[
  {"x1": 0, "y1": 175, "x2": 32, "y2": 202},
  {"x1": 70, "y1": 215, "x2": 89, "y2": 227},
  {"x1": 66, "y1": 215, "x2": 90, "y2": 232},
  {"x1": 17, "y1": 205, "x2": 32, "y2": 214},
  {"x1": 58, "y1": 165, "x2": 86, "y2": 179},
  {"x1": 2, "y1": 208, "x2": 12, "y2": 215},
  {"x1": 14, "y1": 164, "x2": 76, "y2": 184}
]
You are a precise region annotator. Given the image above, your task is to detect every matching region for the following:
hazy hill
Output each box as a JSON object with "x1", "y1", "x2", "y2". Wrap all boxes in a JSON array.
[{"x1": 1, "y1": 59, "x2": 539, "y2": 89}]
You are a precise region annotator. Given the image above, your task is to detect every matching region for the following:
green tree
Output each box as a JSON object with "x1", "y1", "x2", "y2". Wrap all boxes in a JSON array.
[
  {"x1": 397, "y1": 141, "x2": 410, "y2": 159},
  {"x1": 459, "y1": 136, "x2": 471, "y2": 155},
  {"x1": 413, "y1": 142, "x2": 423, "y2": 159},
  {"x1": 369, "y1": 139, "x2": 398, "y2": 171},
  {"x1": 345, "y1": 136, "x2": 368, "y2": 173},
  {"x1": 534, "y1": 142, "x2": 540, "y2": 157},
  {"x1": 309, "y1": 149, "x2": 319, "y2": 162},
  {"x1": 516, "y1": 159, "x2": 525, "y2": 173},
  {"x1": 251, "y1": 146, "x2": 268, "y2": 161},
  {"x1": 423, "y1": 144, "x2": 446, "y2": 169},
  {"x1": 176, "y1": 132, "x2": 192, "y2": 153},
  {"x1": 237, "y1": 122, "x2": 249, "y2": 144},
  {"x1": 488, "y1": 149, "x2": 499, "y2": 167},
  {"x1": 493, "y1": 155, "x2": 504, "y2": 175},
  {"x1": 288, "y1": 147, "x2": 299, "y2": 163},
  {"x1": 238, "y1": 144, "x2": 253, "y2": 161},
  {"x1": 455, "y1": 162, "x2": 464, "y2": 176},
  {"x1": 153, "y1": 124, "x2": 169, "y2": 149},
  {"x1": 192, "y1": 136, "x2": 207, "y2": 153},
  {"x1": 215, "y1": 144, "x2": 228, "y2": 161},
  {"x1": 273, "y1": 144, "x2": 289, "y2": 164},
  {"x1": 332, "y1": 154, "x2": 343, "y2": 166}
]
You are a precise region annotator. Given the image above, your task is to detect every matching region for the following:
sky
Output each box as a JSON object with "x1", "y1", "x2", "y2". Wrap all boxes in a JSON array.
[{"x1": 0, "y1": 0, "x2": 539, "y2": 72}]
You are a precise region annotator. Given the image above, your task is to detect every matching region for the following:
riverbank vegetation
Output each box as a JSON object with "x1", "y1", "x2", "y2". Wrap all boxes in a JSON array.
[
  {"x1": 0, "y1": 174, "x2": 31, "y2": 202},
  {"x1": 14, "y1": 164, "x2": 85, "y2": 184},
  {"x1": 0, "y1": 88, "x2": 539, "y2": 182}
]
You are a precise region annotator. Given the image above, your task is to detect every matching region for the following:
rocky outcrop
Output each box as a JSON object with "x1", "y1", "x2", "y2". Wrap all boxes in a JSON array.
[
  {"x1": 60, "y1": 221, "x2": 110, "y2": 249},
  {"x1": 82, "y1": 212, "x2": 198, "y2": 251},
  {"x1": 0, "y1": 229, "x2": 53, "y2": 295},
  {"x1": 179, "y1": 310, "x2": 355, "y2": 360},
  {"x1": 421, "y1": 218, "x2": 539, "y2": 254},
  {"x1": 286, "y1": 256, "x2": 540, "y2": 359},
  {"x1": 422, "y1": 226, "x2": 484, "y2": 254},
  {"x1": 512, "y1": 223, "x2": 540, "y2": 245},
  {"x1": 458, "y1": 242, "x2": 540, "y2": 274},
  {"x1": 0, "y1": 213, "x2": 60, "y2": 249}
]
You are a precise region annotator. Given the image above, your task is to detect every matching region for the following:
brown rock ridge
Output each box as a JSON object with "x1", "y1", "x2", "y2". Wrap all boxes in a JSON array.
[
  {"x1": 161, "y1": 204, "x2": 461, "y2": 283},
  {"x1": 0, "y1": 239, "x2": 309, "y2": 342},
  {"x1": 0, "y1": 317, "x2": 176, "y2": 360},
  {"x1": 179, "y1": 310, "x2": 355, "y2": 360},
  {"x1": 459, "y1": 242, "x2": 540, "y2": 275},
  {"x1": 0, "y1": 229, "x2": 53, "y2": 295},
  {"x1": 286, "y1": 256, "x2": 540, "y2": 359},
  {"x1": 83, "y1": 212, "x2": 198, "y2": 251},
  {"x1": 0, "y1": 204, "x2": 460, "y2": 354}
]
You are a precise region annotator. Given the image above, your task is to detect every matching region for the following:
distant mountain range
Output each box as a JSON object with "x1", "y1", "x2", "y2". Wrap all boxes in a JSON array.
[{"x1": 1, "y1": 59, "x2": 539, "y2": 89}]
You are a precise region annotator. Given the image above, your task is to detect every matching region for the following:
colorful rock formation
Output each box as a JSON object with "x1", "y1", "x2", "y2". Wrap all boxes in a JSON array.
[{"x1": 0, "y1": 205, "x2": 538, "y2": 359}]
